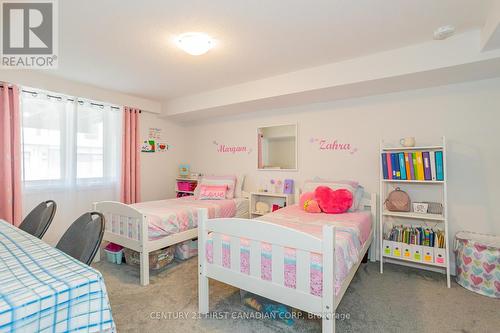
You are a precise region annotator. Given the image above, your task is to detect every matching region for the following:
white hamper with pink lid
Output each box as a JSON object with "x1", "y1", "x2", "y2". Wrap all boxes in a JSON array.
[{"x1": 455, "y1": 231, "x2": 500, "y2": 298}]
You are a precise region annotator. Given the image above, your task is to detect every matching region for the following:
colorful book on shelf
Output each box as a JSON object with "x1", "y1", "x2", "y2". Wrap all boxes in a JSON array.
[
  {"x1": 409, "y1": 152, "x2": 416, "y2": 180},
  {"x1": 381, "y1": 153, "x2": 389, "y2": 179},
  {"x1": 422, "y1": 151, "x2": 432, "y2": 180},
  {"x1": 430, "y1": 151, "x2": 437, "y2": 181},
  {"x1": 435, "y1": 151, "x2": 444, "y2": 181},
  {"x1": 416, "y1": 151, "x2": 424, "y2": 180},
  {"x1": 386, "y1": 153, "x2": 393, "y2": 180},
  {"x1": 390, "y1": 153, "x2": 398, "y2": 179},
  {"x1": 398, "y1": 153, "x2": 407, "y2": 180},
  {"x1": 404, "y1": 153, "x2": 412, "y2": 180},
  {"x1": 393, "y1": 153, "x2": 401, "y2": 179},
  {"x1": 411, "y1": 152, "x2": 418, "y2": 180}
]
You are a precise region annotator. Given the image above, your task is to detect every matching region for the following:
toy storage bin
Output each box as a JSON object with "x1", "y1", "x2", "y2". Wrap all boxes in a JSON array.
[
  {"x1": 104, "y1": 242, "x2": 124, "y2": 264},
  {"x1": 175, "y1": 239, "x2": 198, "y2": 260},
  {"x1": 455, "y1": 231, "x2": 500, "y2": 298},
  {"x1": 177, "y1": 181, "x2": 197, "y2": 191},
  {"x1": 124, "y1": 247, "x2": 174, "y2": 270}
]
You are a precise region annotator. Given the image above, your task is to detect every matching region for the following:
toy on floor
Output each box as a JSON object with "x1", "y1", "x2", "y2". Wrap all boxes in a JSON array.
[{"x1": 240, "y1": 291, "x2": 295, "y2": 326}]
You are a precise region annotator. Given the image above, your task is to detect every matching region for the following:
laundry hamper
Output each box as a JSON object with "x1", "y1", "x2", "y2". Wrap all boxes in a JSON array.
[{"x1": 455, "y1": 231, "x2": 500, "y2": 298}]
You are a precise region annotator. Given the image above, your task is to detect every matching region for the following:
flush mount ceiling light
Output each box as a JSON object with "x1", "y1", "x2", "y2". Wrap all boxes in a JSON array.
[{"x1": 176, "y1": 32, "x2": 214, "y2": 56}]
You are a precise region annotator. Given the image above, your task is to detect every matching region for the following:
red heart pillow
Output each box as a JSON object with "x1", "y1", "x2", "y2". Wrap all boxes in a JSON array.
[{"x1": 314, "y1": 186, "x2": 353, "y2": 214}]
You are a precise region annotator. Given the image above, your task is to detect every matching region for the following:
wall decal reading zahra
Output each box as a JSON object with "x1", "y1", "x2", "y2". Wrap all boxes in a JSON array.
[
  {"x1": 213, "y1": 141, "x2": 252, "y2": 154},
  {"x1": 309, "y1": 137, "x2": 358, "y2": 154}
]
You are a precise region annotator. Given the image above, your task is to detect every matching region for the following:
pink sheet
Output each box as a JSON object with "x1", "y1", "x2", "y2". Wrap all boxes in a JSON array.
[
  {"x1": 131, "y1": 196, "x2": 236, "y2": 240},
  {"x1": 259, "y1": 205, "x2": 372, "y2": 244},
  {"x1": 206, "y1": 205, "x2": 372, "y2": 296}
]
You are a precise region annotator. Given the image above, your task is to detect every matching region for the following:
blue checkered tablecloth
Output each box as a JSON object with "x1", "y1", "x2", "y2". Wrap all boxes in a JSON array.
[{"x1": 0, "y1": 220, "x2": 115, "y2": 332}]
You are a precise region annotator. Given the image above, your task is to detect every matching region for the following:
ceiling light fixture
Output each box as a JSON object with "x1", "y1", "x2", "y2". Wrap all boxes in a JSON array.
[{"x1": 176, "y1": 32, "x2": 214, "y2": 56}]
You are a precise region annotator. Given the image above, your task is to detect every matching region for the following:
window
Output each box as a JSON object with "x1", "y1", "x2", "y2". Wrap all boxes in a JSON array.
[{"x1": 21, "y1": 90, "x2": 122, "y2": 189}]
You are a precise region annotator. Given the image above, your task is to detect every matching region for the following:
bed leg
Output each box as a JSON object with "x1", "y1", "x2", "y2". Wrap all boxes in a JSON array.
[
  {"x1": 198, "y1": 208, "x2": 209, "y2": 314},
  {"x1": 322, "y1": 316, "x2": 335, "y2": 333},
  {"x1": 198, "y1": 269, "x2": 209, "y2": 314},
  {"x1": 140, "y1": 250, "x2": 150, "y2": 286}
]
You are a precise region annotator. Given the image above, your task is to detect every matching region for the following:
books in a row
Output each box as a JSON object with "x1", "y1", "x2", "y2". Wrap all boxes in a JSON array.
[
  {"x1": 386, "y1": 225, "x2": 446, "y2": 248},
  {"x1": 381, "y1": 151, "x2": 444, "y2": 181}
]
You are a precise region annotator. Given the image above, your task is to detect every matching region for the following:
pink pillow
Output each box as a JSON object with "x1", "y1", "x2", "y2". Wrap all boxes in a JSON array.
[
  {"x1": 314, "y1": 186, "x2": 353, "y2": 214},
  {"x1": 195, "y1": 175, "x2": 236, "y2": 199},
  {"x1": 198, "y1": 185, "x2": 227, "y2": 200}
]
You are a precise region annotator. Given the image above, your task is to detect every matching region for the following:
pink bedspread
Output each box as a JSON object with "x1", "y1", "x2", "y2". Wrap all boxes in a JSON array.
[
  {"x1": 131, "y1": 196, "x2": 236, "y2": 240},
  {"x1": 206, "y1": 205, "x2": 372, "y2": 296}
]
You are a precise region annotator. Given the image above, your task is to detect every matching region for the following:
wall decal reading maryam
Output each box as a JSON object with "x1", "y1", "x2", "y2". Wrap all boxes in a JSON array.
[
  {"x1": 309, "y1": 137, "x2": 358, "y2": 154},
  {"x1": 213, "y1": 141, "x2": 252, "y2": 154}
]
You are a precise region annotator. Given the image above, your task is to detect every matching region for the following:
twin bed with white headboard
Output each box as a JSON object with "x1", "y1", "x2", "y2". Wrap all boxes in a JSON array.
[
  {"x1": 94, "y1": 196, "x2": 249, "y2": 285},
  {"x1": 197, "y1": 191, "x2": 376, "y2": 333}
]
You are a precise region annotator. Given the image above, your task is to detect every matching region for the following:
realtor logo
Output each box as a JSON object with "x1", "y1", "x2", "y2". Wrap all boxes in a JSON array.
[{"x1": 1, "y1": 0, "x2": 58, "y2": 68}]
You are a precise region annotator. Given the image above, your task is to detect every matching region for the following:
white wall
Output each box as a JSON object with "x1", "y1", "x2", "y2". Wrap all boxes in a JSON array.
[
  {"x1": 184, "y1": 77, "x2": 500, "y2": 269},
  {"x1": 139, "y1": 112, "x2": 187, "y2": 202}
]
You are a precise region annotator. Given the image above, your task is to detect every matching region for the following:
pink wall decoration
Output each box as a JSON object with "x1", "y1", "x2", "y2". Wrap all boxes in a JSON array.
[
  {"x1": 213, "y1": 140, "x2": 252, "y2": 154},
  {"x1": 309, "y1": 137, "x2": 358, "y2": 154}
]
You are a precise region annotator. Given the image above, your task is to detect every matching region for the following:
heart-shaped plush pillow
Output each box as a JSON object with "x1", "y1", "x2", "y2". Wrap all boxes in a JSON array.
[{"x1": 314, "y1": 186, "x2": 353, "y2": 214}]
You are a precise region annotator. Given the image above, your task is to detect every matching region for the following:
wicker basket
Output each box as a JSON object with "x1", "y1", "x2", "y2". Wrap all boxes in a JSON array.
[{"x1": 123, "y1": 247, "x2": 174, "y2": 270}]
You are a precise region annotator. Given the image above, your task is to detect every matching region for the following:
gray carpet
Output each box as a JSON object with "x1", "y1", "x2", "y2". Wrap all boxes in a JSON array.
[{"x1": 93, "y1": 256, "x2": 500, "y2": 333}]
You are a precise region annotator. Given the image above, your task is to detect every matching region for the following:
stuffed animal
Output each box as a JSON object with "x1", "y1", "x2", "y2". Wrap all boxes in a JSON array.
[
  {"x1": 314, "y1": 186, "x2": 353, "y2": 214},
  {"x1": 299, "y1": 192, "x2": 321, "y2": 213},
  {"x1": 255, "y1": 201, "x2": 270, "y2": 214}
]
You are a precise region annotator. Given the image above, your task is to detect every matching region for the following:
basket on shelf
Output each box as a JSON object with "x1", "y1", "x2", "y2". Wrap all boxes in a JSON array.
[{"x1": 177, "y1": 181, "x2": 197, "y2": 192}]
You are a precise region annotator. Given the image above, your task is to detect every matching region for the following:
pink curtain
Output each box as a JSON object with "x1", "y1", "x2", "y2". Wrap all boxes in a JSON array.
[
  {"x1": 0, "y1": 84, "x2": 22, "y2": 226},
  {"x1": 120, "y1": 107, "x2": 141, "y2": 204}
]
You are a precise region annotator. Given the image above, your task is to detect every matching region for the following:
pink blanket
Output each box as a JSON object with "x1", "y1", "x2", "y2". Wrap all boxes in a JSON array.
[
  {"x1": 206, "y1": 205, "x2": 372, "y2": 296},
  {"x1": 131, "y1": 196, "x2": 236, "y2": 240}
]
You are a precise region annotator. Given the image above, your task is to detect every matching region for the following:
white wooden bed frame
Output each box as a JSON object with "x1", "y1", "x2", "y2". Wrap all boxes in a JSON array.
[
  {"x1": 198, "y1": 192, "x2": 376, "y2": 333},
  {"x1": 93, "y1": 201, "x2": 200, "y2": 286}
]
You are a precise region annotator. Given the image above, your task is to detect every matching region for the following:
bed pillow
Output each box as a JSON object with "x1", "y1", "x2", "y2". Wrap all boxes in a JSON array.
[
  {"x1": 315, "y1": 186, "x2": 353, "y2": 214},
  {"x1": 302, "y1": 179, "x2": 364, "y2": 211},
  {"x1": 195, "y1": 175, "x2": 236, "y2": 199},
  {"x1": 198, "y1": 185, "x2": 227, "y2": 200}
]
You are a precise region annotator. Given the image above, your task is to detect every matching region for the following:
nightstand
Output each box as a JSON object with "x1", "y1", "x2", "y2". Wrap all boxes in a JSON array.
[{"x1": 249, "y1": 192, "x2": 294, "y2": 218}]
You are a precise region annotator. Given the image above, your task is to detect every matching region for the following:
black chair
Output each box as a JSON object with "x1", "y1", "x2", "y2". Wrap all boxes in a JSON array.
[
  {"x1": 19, "y1": 200, "x2": 57, "y2": 239},
  {"x1": 56, "y1": 212, "x2": 105, "y2": 265}
]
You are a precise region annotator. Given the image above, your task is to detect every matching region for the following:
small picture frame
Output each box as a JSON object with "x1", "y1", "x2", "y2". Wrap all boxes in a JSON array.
[
  {"x1": 413, "y1": 202, "x2": 429, "y2": 214},
  {"x1": 179, "y1": 164, "x2": 190, "y2": 177}
]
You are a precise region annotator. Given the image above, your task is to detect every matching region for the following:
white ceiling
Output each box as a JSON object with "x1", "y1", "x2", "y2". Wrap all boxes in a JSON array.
[{"x1": 54, "y1": 0, "x2": 492, "y2": 102}]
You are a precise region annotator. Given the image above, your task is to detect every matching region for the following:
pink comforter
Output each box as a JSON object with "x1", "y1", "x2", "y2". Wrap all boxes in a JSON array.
[
  {"x1": 131, "y1": 196, "x2": 236, "y2": 240},
  {"x1": 206, "y1": 205, "x2": 372, "y2": 296}
]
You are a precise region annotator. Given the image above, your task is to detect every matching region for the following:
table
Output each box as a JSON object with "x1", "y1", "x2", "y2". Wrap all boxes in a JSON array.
[{"x1": 0, "y1": 220, "x2": 115, "y2": 332}]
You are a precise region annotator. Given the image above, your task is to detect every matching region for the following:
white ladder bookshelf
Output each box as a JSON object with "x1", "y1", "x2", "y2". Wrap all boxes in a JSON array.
[{"x1": 379, "y1": 136, "x2": 450, "y2": 288}]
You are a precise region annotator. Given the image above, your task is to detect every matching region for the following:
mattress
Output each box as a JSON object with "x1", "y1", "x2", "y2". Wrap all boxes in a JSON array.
[
  {"x1": 206, "y1": 204, "x2": 372, "y2": 296},
  {"x1": 130, "y1": 196, "x2": 248, "y2": 240}
]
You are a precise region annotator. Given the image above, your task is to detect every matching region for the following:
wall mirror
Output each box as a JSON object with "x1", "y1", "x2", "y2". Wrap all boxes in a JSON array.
[{"x1": 257, "y1": 124, "x2": 297, "y2": 170}]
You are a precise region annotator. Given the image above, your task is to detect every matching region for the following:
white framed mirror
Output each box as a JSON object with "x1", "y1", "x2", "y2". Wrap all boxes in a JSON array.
[{"x1": 257, "y1": 123, "x2": 297, "y2": 171}]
